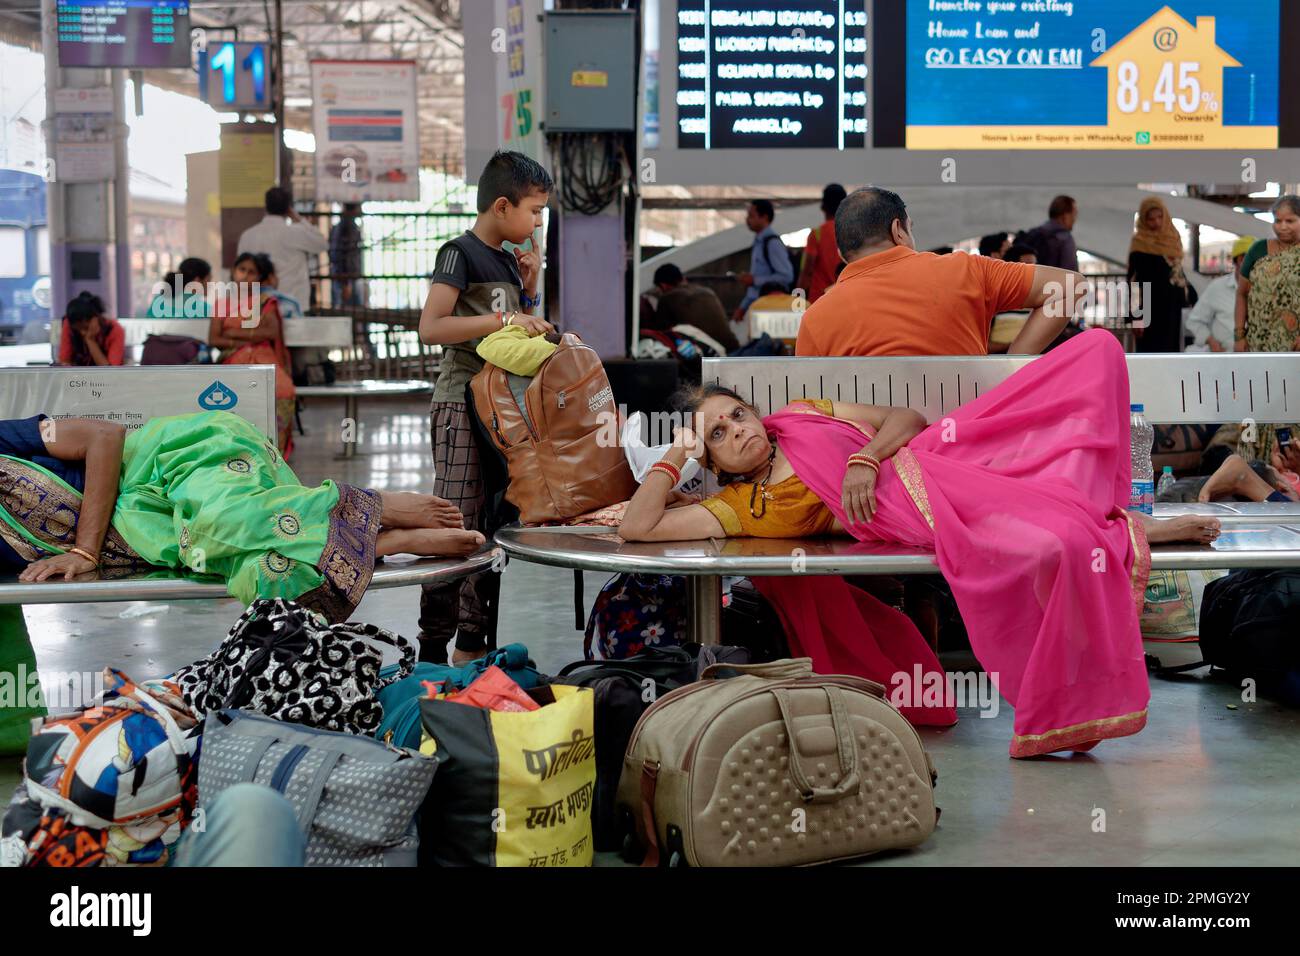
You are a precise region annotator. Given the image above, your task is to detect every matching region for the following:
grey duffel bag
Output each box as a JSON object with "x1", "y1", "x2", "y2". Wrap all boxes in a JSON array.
[{"x1": 198, "y1": 709, "x2": 437, "y2": 867}]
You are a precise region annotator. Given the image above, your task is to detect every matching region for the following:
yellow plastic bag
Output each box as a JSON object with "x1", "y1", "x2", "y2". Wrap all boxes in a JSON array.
[{"x1": 419, "y1": 683, "x2": 595, "y2": 866}]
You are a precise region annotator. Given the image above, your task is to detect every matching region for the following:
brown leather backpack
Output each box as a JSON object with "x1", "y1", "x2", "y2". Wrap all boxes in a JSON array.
[{"x1": 469, "y1": 333, "x2": 637, "y2": 524}]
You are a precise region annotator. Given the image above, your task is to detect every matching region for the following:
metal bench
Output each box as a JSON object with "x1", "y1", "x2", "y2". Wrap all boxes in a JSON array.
[
  {"x1": 496, "y1": 524, "x2": 1300, "y2": 645},
  {"x1": 295, "y1": 379, "x2": 434, "y2": 459},
  {"x1": 0, "y1": 549, "x2": 500, "y2": 606},
  {"x1": 45, "y1": 317, "x2": 354, "y2": 366},
  {"x1": 701, "y1": 351, "x2": 1300, "y2": 424},
  {"x1": 0, "y1": 365, "x2": 279, "y2": 436},
  {"x1": 497, "y1": 351, "x2": 1300, "y2": 644},
  {"x1": 1, "y1": 365, "x2": 484, "y2": 608},
  {"x1": 110, "y1": 316, "x2": 355, "y2": 361}
]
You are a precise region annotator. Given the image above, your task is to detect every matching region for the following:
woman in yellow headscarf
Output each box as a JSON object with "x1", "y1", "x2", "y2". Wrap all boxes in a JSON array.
[{"x1": 1127, "y1": 197, "x2": 1197, "y2": 353}]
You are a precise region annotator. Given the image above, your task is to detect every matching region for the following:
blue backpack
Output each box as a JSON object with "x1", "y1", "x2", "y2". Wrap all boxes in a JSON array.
[{"x1": 374, "y1": 644, "x2": 546, "y2": 748}]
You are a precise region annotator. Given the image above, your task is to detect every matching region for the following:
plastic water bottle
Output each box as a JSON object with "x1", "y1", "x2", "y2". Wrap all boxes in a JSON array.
[
  {"x1": 1129, "y1": 404, "x2": 1155, "y2": 515},
  {"x1": 1157, "y1": 465, "x2": 1176, "y2": 499}
]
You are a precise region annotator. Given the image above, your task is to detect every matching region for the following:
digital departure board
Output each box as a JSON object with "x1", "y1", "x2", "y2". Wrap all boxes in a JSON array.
[
  {"x1": 56, "y1": 0, "x2": 192, "y2": 69},
  {"x1": 675, "y1": 1, "x2": 867, "y2": 149},
  {"x1": 905, "y1": 1, "x2": 1279, "y2": 149}
]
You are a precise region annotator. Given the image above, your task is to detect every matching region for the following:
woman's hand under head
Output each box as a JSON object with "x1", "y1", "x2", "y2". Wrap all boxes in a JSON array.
[
  {"x1": 19, "y1": 551, "x2": 97, "y2": 583},
  {"x1": 671, "y1": 425, "x2": 707, "y2": 464}
]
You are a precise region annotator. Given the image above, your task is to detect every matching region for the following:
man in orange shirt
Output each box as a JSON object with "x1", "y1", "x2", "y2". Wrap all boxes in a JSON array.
[{"x1": 796, "y1": 186, "x2": 1083, "y2": 357}]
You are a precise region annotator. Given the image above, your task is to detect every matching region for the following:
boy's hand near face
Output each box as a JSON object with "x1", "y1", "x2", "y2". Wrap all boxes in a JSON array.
[{"x1": 514, "y1": 232, "x2": 541, "y2": 292}]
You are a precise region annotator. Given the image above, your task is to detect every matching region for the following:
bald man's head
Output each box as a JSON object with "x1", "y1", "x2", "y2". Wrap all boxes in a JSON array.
[{"x1": 834, "y1": 186, "x2": 913, "y2": 262}]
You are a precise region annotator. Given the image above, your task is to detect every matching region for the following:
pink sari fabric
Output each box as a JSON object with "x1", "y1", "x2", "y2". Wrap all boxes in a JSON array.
[
  {"x1": 753, "y1": 410, "x2": 957, "y2": 727},
  {"x1": 762, "y1": 329, "x2": 1152, "y2": 756}
]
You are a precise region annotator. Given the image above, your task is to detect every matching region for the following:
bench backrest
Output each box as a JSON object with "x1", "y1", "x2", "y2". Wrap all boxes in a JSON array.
[
  {"x1": 0, "y1": 365, "x2": 277, "y2": 437},
  {"x1": 702, "y1": 352, "x2": 1300, "y2": 424},
  {"x1": 52, "y1": 316, "x2": 355, "y2": 355}
]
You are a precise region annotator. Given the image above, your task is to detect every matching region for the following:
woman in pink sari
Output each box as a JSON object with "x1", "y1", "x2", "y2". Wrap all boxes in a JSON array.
[{"x1": 620, "y1": 330, "x2": 1220, "y2": 757}]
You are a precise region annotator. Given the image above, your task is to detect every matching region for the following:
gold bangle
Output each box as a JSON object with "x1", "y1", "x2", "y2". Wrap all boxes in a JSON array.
[{"x1": 67, "y1": 546, "x2": 99, "y2": 567}]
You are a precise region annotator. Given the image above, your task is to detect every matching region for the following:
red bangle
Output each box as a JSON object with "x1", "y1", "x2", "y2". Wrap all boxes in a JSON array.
[
  {"x1": 649, "y1": 460, "x2": 681, "y2": 485},
  {"x1": 848, "y1": 452, "x2": 880, "y2": 472}
]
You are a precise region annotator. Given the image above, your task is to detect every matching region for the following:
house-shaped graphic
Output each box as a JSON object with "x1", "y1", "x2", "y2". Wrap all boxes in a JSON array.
[{"x1": 1092, "y1": 7, "x2": 1240, "y2": 135}]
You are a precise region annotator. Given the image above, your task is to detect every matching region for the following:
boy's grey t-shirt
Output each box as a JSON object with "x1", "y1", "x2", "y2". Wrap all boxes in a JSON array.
[{"x1": 429, "y1": 230, "x2": 524, "y2": 403}]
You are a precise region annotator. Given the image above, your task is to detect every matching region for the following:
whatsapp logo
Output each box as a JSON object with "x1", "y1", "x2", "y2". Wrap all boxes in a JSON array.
[{"x1": 1135, "y1": 131, "x2": 1151, "y2": 145}]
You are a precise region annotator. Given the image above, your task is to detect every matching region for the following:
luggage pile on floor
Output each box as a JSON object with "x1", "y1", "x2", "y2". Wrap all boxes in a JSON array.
[{"x1": 2, "y1": 597, "x2": 942, "y2": 868}]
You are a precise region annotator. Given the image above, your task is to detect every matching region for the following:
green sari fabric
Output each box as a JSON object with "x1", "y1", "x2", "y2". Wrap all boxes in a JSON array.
[
  {"x1": 0, "y1": 605, "x2": 44, "y2": 755},
  {"x1": 0, "y1": 411, "x2": 382, "y2": 622}
]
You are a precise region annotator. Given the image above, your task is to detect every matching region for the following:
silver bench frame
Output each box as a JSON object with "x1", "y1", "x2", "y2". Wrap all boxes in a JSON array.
[
  {"x1": 109, "y1": 316, "x2": 355, "y2": 352},
  {"x1": 0, "y1": 365, "x2": 277, "y2": 438},
  {"x1": 1, "y1": 366, "x2": 475, "y2": 608},
  {"x1": 0, "y1": 549, "x2": 501, "y2": 606},
  {"x1": 702, "y1": 352, "x2": 1300, "y2": 425},
  {"x1": 499, "y1": 352, "x2": 1300, "y2": 645}
]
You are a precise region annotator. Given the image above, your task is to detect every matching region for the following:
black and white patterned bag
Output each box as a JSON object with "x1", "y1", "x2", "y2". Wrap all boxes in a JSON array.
[{"x1": 174, "y1": 599, "x2": 415, "y2": 736}]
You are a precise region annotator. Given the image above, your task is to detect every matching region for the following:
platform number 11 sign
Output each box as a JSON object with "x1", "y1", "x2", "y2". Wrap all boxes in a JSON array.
[{"x1": 198, "y1": 42, "x2": 272, "y2": 112}]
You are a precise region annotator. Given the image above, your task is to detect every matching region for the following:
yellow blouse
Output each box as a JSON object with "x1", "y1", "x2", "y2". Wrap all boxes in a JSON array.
[{"x1": 698, "y1": 398, "x2": 837, "y2": 538}]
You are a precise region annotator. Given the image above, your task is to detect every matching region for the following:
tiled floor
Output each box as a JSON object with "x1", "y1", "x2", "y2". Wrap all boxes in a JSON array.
[{"x1": 4, "y1": 398, "x2": 1298, "y2": 865}]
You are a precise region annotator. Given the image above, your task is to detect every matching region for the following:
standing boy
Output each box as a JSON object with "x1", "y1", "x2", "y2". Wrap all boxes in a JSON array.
[{"x1": 417, "y1": 150, "x2": 554, "y2": 663}]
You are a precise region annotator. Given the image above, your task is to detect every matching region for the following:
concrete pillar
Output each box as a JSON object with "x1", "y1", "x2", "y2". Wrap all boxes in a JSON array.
[{"x1": 41, "y1": 0, "x2": 128, "y2": 319}]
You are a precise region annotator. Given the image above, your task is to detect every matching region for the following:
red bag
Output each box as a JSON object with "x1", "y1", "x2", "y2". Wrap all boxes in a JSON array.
[{"x1": 435, "y1": 665, "x2": 540, "y2": 713}]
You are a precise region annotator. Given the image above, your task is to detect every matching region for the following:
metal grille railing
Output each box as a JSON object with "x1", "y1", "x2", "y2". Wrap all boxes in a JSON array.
[
  {"x1": 298, "y1": 209, "x2": 475, "y2": 382},
  {"x1": 318, "y1": 306, "x2": 441, "y2": 382}
]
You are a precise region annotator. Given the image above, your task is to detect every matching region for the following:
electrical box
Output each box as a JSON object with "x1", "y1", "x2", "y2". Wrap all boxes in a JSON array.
[{"x1": 543, "y1": 10, "x2": 637, "y2": 132}]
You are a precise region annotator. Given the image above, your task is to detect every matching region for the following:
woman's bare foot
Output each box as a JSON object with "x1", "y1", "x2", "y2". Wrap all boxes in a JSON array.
[
  {"x1": 378, "y1": 491, "x2": 464, "y2": 530},
  {"x1": 377, "y1": 528, "x2": 484, "y2": 558},
  {"x1": 451, "y1": 647, "x2": 489, "y2": 665},
  {"x1": 1138, "y1": 512, "x2": 1220, "y2": 545}
]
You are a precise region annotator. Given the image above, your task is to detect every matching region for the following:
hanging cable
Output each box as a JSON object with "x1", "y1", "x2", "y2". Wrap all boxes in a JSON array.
[{"x1": 557, "y1": 132, "x2": 625, "y2": 215}]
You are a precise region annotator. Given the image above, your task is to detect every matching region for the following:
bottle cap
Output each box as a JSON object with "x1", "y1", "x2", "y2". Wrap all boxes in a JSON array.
[
  {"x1": 1130, "y1": 403, "x2": 1144, "y2": 413},
  {"x1": 1162, "y1": 466, "x2": 1173, "y2": 473}
]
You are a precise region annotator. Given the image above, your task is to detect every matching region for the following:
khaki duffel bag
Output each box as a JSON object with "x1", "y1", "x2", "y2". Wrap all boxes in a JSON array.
[{"x1": 616, "y1": 659, "x2": 939, "y2": 867}]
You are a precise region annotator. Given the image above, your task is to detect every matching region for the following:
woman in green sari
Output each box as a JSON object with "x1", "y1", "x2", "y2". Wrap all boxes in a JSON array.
[
  {"x1": 1, "y1": 411, "x2": 484, "y2": 622},
  {"x1": 1235, "y1": 194, "x2": 1300, "y2": 466}
]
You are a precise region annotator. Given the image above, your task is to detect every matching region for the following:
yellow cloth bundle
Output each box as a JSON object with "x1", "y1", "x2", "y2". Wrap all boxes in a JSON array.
[{"x1": 476, "y1": 325, "x2": 558, "y2": 377}]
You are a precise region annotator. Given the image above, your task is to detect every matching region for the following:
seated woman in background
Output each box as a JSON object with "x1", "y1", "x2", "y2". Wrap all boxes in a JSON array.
[
  {"x1": 621, "y1": 330, "x2": 1221, "y2": 758},
  {"x1": 210, "y1": 252, "x2": 296, "y2": 455},
  {"x1": 58, "y1": 292, "x2": 125, "y2": 367},
  {"x1": 1, "y1": 411, "x2": 484, "y2": 622},
  {"x1": 148, "y1": 257, "x2": 213, "y2": 318}
]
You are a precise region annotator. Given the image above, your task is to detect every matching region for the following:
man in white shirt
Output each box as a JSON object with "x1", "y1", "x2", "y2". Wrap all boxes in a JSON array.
[
  {"x1": 236, "y1": 187, "x2": 327, "y2": 311},
  {"x1": 1185, "y1": 236, "x2": 1254, "y2": 352}
]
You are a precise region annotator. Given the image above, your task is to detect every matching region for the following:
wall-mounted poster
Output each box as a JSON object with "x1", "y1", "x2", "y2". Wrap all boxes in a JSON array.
[
  {"x1": 52, "y1": 85, "x2": 116, "y2": 184},
  {"x1": 310, "y1": 60, "x2": 420, "y2": 202}
]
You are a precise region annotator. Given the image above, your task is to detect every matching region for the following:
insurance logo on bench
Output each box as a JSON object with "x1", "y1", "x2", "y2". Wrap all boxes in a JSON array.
[{"x1": 198, "y1": 380, "x2": 238, "y2": 411}]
